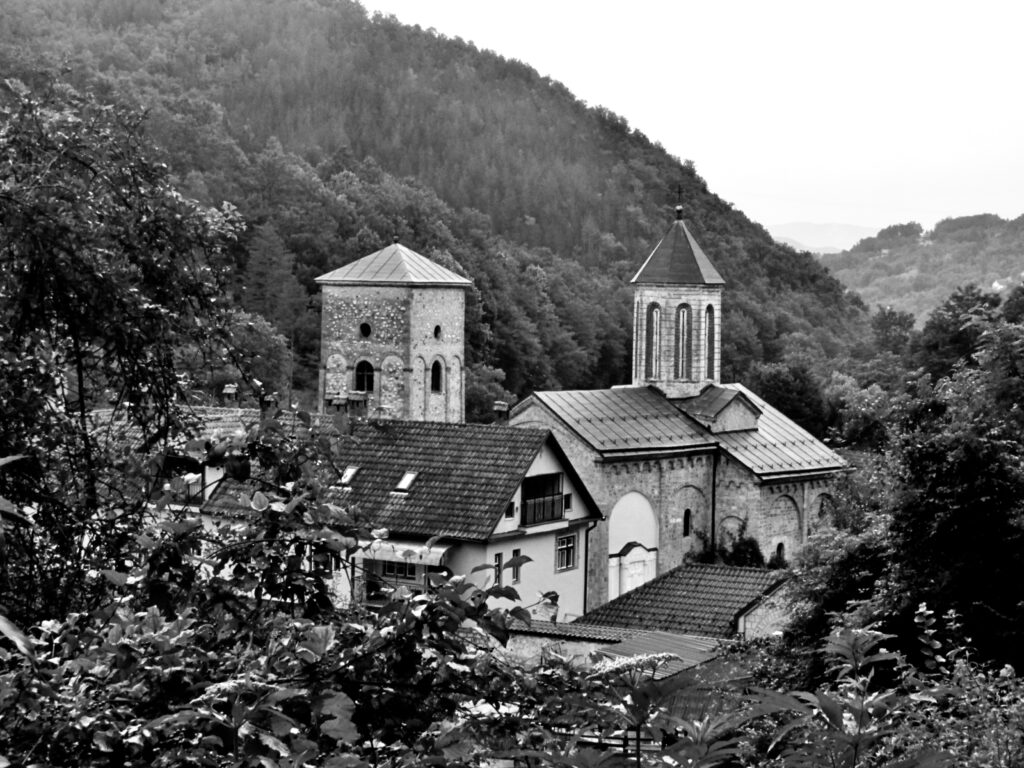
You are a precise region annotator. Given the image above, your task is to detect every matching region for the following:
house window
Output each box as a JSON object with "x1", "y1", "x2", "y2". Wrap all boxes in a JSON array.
[
  {"x1": 395, "y1": 471, "x2": 418, "y2": 492},
  {"x1": 683, "y1": 508, "x2": 692, "y2": 537},
  {"x1": 511, "y1": 548, "x2": 521, "y2": 583},
  {"x1": 355, "y1": 361, "x2": 374, "y2": 392},
  {"x1": 521, "y1": 473, "x2": 564, "y2": 525},
  {"x1": 644, "y1": 303, "x2": 661, "y2": 379},
  {"x1": 431, "y1": 360, "x2": 443, "y2": 392},
  {"x1": 494, "y1": 552, "x2": 503, "y2": 586},
  {"x1": 675, "y1": 304, "x2": 692, "y2": 380},
  {"x1": 705, "y1": 305, "x2": 715, "y2": 379},
  {"x1": 555, "y1": 534, "x2": 577, "y2": 571},
  {"x1": 382, "y1": 560, "x2": 417, "y2": 580},
  {"x1": 504, "y1": 501, "x2": 515, "y2": 519},
  {"x1": 563, "y1": 493, "x2": 572, "y2": 511},
  {"x1": 340, "y1": 465, "x2": 359, "y2": 486}
]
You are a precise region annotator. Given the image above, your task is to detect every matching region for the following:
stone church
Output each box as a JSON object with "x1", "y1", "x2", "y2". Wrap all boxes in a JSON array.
[{"x1": 315, "y1": 211, "x2": 845, "y2": 612}]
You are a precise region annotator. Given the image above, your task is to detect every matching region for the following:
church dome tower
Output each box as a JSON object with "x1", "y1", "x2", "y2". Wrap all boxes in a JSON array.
[
  {"x1": 316, "y1": 242, "x2": 471, "y2": 422},
  {"x1": 630, "y1": 207, "x2": 724, "y2": 398}
]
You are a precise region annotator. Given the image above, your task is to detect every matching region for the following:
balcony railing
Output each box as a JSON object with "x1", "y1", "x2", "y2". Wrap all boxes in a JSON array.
[{"x1": 522, "y1": 493, "x2": 564, "y2": 526}]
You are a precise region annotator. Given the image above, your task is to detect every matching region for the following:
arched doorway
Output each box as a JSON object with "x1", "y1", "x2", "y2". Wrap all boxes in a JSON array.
[{"x1": 607, "y1": 491, "x2": 658, "y2": 600}]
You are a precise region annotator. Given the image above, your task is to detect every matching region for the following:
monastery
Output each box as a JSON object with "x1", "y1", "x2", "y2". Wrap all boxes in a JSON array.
[{"x1": 313, "y1": 207, "x2": 845, "y2": 613}]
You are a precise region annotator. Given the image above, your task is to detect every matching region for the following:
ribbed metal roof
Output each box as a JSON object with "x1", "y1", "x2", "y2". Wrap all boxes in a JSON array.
[
  {"x1": 697, "y1": 384, "x2": 846, "y2": 477},
  {"x1": 631, "y1": 211, "x2": 725, "y2": 286},
  {"x1": 315, "y1": 243, "x2": 472, "y2": 287},
  {"x1": 527, "y1": 387, "x2": 715, "y2": 455},
  {"x1": 680, "y1": 386, "x2": 760, "y2": 424}
]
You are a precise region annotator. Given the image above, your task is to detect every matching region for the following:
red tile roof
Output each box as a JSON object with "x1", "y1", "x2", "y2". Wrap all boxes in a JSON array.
[
  {"x1": 575, "y1": 563, "x2": 786, "y2": 638},
  {"x1": 315, "y1": 243, "x2": 472, "y2": 287},
  {"x1": 631, "y1": 214, "x2": 725, "y2": 286}
]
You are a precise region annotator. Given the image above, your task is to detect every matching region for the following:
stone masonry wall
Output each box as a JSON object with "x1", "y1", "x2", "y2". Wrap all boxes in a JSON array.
[{"x1": 633, "y1": 284, "x2": 722, "y2": 398}]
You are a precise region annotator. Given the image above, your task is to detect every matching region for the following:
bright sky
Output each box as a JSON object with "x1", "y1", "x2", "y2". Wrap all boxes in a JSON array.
[{"x1": 359, "y1": 0, "x2": 1024, "y2": 233}]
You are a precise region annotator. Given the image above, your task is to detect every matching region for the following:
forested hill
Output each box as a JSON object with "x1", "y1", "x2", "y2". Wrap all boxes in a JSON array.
[
  {"x1": 820, "y1": 215, "x2": 1024, "y2": 321},
  {"x1": 1, "y1": 0, "x2": 866, "y2": 416}
]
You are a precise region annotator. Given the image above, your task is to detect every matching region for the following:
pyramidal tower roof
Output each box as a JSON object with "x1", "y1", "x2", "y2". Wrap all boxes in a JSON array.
[
  {"x1": 630, "y1": 207, "x2": 725, "y2": 286},
  {"x1": 316, "y1": 242, "x2": 472, "y2": 287}
]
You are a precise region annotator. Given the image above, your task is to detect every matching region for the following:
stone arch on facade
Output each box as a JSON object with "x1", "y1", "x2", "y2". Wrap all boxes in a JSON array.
[
  {"x1": 718, "y1": 514, "x2": 745, "y2": 548},
  {"x1": 449, "y1": 355, "x2": 463, "y2": 422},
  {"x1": 762, "y1": 494, "x2": 801, "y2": 562},
  {"x1": 354, "y1": 359, "x2": 375, "y2": 394},
  {"x1": 425, "y1": 354, "x2": 447, "y2": 422},
  {"x1": 607, "y1": 491, "x2": 659, "y2": 601},
  {"x1": 675, "y1": 484, "x2": 708, "y2": 558},
  {"x1": 324, "y1": 353, "x2": 347, "y2": 399},
  {"x1": 409, "y1": 356, "x2": 426, "y2": 420},
  {"x1": 378, "y1": 355, "x2": 404, "y2": 417}
]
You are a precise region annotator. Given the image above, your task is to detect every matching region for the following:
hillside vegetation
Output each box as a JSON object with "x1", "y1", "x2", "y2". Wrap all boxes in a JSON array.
[
  {"x1": 0, "y1": 0, "x2": 866, "y2": 415},
  {"x1": 821, "y1": 214, "x2": 1024, "y2": 321}
]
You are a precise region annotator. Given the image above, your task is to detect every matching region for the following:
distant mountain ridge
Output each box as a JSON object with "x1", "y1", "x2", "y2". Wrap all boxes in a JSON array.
[
  {"x1": 821, "y1": 214, "x2": 1024, "y2": 321},
  {"x1": 768, "y1": 222, "x2": 879, "y2": 254}
]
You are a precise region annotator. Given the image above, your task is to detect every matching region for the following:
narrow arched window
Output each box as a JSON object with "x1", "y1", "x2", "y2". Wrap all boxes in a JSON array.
[
  {"x1": 355, "y1": 361, "x2": 375, "y2": 392},
  {"x1": 683, "y1": 508, "x2": 692, "y2": 537},
  {"x1": 705, "y1": 305, "x2": 715, "y2": 379},
  {"x1": 675, "y1": 304, "x2": 692, "y2": 380},
  {"x1": 431, "y1": 360, "x2": 443, "y2": 392},
  {"x1": 644, "y1": 303, "x2": 661, "y2": 379}
]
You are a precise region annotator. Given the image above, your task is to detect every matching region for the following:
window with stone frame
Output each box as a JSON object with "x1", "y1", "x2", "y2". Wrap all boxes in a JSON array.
[{"x1": 355, "y1": 360, "x2": 374, "y2": 392}]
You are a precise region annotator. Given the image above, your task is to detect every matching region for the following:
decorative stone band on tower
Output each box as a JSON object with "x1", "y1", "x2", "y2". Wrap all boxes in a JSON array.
[
  {"x1": 315, "y1": 243, "x2": 471, "y2": 423},
  {"x1": 630, "y1": 207, "x2": 724, "y2": 399}
]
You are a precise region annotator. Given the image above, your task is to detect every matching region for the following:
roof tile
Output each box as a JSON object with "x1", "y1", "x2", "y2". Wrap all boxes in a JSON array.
[{"x1": 575, "y1": 563, "x2": 786, "y2": 638}]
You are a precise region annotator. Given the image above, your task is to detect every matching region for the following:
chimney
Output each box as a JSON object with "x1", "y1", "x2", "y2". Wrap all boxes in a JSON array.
[{"x1": 493, "y1": 400, "x2": 510, "y2": 423}]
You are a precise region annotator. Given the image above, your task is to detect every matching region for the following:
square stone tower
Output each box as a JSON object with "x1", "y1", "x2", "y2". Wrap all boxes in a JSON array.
[
  {"x1": 631, "y1": 207, "x2": 725, "y2": 398},
  {"x1": 316, "y1": 243, "x2": 471, "y2": 422}
]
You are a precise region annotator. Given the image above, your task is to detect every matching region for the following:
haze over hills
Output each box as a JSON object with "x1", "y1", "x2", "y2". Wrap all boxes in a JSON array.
[
  {"x1": 820, "y1": 214, "x2": 1024, "y2": 321},
  {"x1": 0, "y1": 0, "x2": 868, "y2": 416},
  {"x1": 767, "y1": 222, "x2": 880, "y2": 254}
]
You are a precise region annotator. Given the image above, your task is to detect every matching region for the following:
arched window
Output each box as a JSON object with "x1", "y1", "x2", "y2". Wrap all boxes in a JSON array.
[
  {"x1": 705, "y1": 305, "x2": 715, "y2": 379},
  {"x1": 683, "y1": 508, "x2": 692, "y2": 537},
  {"x1": 644, "y1": 303, "x2": 661, "y2": 379},
  {"x1": 355, "y1": 361, "x2": 375, "y2": 393},
  {"x1": 675, "y1": 304, "x2": 692, "y2": 380},
  {"x1": 430, "y1": 360, "x2": 443, "y2": 392}
]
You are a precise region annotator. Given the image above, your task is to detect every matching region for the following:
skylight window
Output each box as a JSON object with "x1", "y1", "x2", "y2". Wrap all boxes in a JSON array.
[
  {"x1": 395, "y1": 471, "x2": 418, "y2": 492},
  {"x1": 340, "y1": 465, "x2": 359, "y2": 486}
]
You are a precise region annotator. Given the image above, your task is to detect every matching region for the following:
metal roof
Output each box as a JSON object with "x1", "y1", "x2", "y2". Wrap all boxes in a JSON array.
[
  {"x1": 680, "y1": 386, "x2": 760, "y2": 424},
  {"x1": 631, "y1": 211, "x2": 725, "y2": 286},
  {"x1": 315, "y1": 243, "x2": 472, "y2": 287},
  {"x1": 525, "y1": 387, "x2": 715, "y2": 456},
  {"x1": 690, "y1": 384, "x2": 846, "y2": 478},
  {"x1": 596, "y1": 631, "x2": 721, "y2": 678}
]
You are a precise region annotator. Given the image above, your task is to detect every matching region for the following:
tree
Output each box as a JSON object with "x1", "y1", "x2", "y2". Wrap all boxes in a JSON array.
[
  {"x1": 872, "y1": 305, "x2": 916, "y2": 355},
  {"x1": 0, "y1": 77, "x2": 241, "y2": 622},
  {"x1": 911, "y1": 284, "x2": 1000, "y2": 380}
]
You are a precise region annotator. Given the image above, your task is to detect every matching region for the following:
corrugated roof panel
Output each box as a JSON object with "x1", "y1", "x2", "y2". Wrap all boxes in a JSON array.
[
  {"x1": 533, "y1": 388, "x2": 714, "y2": 454},
  {"x1": 316, "y1": 243, "x2": 472, "y2": 287}
]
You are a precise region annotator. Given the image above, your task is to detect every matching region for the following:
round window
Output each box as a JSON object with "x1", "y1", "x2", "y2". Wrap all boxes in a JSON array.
[
  {"x1": 433, "y1": 324, "x2": 442, "y2": 340},
  {"x1": 359, "y1": 322, "x2": 372, "y2": 338}
]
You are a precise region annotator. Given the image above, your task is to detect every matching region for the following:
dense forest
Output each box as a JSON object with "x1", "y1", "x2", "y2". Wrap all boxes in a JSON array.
[
  {"x1": 821, "y1": 214, "x2": 1024, "y2": 321},
  {"x1": 0, "y1": 0, "x2": 867, "y2": 419},
  {"x1": 5, "y1": 3, "x2": 1024, "y2": 765}
]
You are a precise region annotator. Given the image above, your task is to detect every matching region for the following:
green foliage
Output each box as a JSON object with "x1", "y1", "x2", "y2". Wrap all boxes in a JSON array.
[
  {"x1": 0, "y1": 77, "x2": 240, "y2": 623},
  {"x1": 0, "y1": 0, "x2": 868, "y2": 405},
  {"x1": 748, "y1": 362, "x2": 829, "y2": 438}
]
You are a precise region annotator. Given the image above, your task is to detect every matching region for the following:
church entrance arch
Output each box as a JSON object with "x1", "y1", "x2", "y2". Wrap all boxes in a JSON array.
[{"x1": 607, "y1": 491, "x2": 659, "y2": 601}]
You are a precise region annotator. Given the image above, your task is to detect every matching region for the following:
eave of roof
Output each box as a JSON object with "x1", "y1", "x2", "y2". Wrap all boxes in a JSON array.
[{"x1": 315, "y1": 243, "x2": 472, "y2": 288}]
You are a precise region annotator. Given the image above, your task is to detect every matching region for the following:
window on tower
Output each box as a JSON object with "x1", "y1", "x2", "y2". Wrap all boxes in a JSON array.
[
  {"x1": 431, "y1": 360, "x2": 443, "y2": 392},
  {"x1": 644, "y1": 303, "x2": 661, "y2": 379},
  {"x1": 675, "y1": 303, "x2": 692, "y2": 380},
  {"x1": 705, "y1": 305, "x2": 715, "y2": 379},
  {"x1": 355, "y1": 361, "x2": 375, "y2": 392}
]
